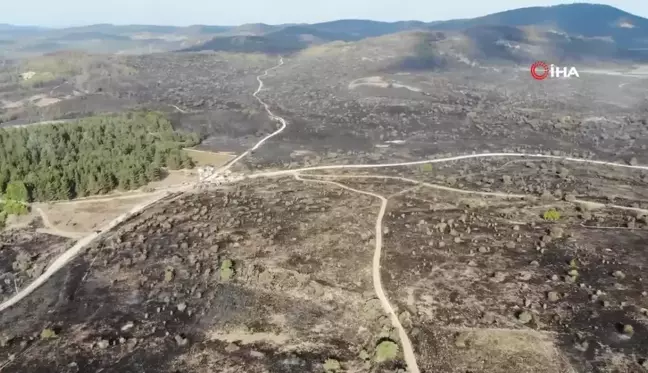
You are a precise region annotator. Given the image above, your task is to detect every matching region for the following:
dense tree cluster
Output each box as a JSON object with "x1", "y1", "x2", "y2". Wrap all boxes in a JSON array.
[{"x1": 0, "y1": 111, "x2": 199, "y2": 202}]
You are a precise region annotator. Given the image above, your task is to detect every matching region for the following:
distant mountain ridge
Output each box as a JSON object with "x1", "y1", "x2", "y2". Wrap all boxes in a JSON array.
[
  {"x1": 2, "y1": 3, "x2": 648, "y2": 61},
  {"x1": 180, "y1": 3, "x2": 648, "y2": 58},
  {"x1": 429, "y1": 3, "x2": 648, "y2": 49}
]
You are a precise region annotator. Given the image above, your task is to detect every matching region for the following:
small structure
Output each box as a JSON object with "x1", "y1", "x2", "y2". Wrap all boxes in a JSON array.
[{"x1": 197, "y1": 165, "x2": 216, "y2": 181}]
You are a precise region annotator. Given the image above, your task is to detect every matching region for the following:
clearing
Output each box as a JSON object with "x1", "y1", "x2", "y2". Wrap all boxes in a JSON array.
[{"x1": 183, "y1": 148, "x2": 236, "y2": 167}]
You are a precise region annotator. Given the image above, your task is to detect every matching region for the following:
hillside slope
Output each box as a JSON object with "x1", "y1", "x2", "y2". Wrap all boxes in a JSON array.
[
  {"x1": 430, "y1": 4, "x2": 648, "y2": 48},
  {"x1": 180, "y1": 4, "x2": 648, "y2": 62}
]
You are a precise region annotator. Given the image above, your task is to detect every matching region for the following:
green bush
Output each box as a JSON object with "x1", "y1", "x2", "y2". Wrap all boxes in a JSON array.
[
  {"x1": 40, "y1": 328, "x2": 57, "y2": 340},
  {"x1": 323, "y1": 358, "x2": 341, "y2": 372},
  {"x1": 0, "y1": 210, "x2": 7, "y2": 229},
  {"x1": 543, "y1": 208, "x2": 561, "y2": 221},
  {"x1": 419, "y1": 163, "x2": 433, "y2": 172},
  {"x1": 2, "y1": 200, "x2": 28, "y2": 215},
  {"x1": 375, "y1": 340, "x2": 399, "y2": 363},
  {"x1": 220, "y1": 259, "x2": 234, "y2": 281}
]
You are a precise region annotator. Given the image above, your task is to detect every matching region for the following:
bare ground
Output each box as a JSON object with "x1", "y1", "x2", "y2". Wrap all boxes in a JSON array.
[{"x1": 183, "y1": 148, "x2": 236, "y2": 167}]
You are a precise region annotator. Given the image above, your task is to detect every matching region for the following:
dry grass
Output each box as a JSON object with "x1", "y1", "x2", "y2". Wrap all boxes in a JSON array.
[
  {"x1": 146, "y1": 169, "x2": 196, "y2": 189},
  {"x1": 348, "y1": 76, "x2": 422, "y2": 92},
  {"x1": 448, "y1": 328, "x2": 575, "y2": 373},
  {"x1": 183, "y1": 148, "x2": 235, "y2": 167},
  {"x1": 36, "y1": 195, "x2": 155, "y2": 233},
  {"x1": 3, "y1": 211, "x2": 38, "y2": 230},
  {"x1": 208, "y1": 330, "x2": 291, "y2": 345}
]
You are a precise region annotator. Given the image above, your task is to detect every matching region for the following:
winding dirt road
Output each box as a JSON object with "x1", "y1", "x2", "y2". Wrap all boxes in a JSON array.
[
  {"x1": 299, "y1": 173, "x2": 648, "y2": 215},
  {"x1": 295, "y1": 174, "x2": 421, "y2": 373},
  {"x1": 213, "y1": 57, "x2": 287, "y2": 176},
  {"x1": 34, "y1": 207, "x2": 88, "y2": 239}
]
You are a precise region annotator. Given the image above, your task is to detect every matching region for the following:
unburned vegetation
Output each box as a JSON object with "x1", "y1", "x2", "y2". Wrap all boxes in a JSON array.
[{"x1": 0, "y1": 111, "x2": 199, "y2": 202}]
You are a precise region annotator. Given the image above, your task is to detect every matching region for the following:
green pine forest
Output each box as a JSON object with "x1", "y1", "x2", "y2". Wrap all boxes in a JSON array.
[{"x1": 0, "y1": 111, "x2": 200, "y2": 208}]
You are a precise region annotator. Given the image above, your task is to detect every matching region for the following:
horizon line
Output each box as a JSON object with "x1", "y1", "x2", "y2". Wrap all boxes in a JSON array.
[{"x1": 2, "y1": 3, "x2": 646, "y2": 30}]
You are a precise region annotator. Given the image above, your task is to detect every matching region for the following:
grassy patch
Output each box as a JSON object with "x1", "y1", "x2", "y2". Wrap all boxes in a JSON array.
[
  {"x1": 183, "y1": 148, "x2": 234, "y2": 167},
  {"x1": 19, "y1": 72, "x2": 57, "y2": 87}
]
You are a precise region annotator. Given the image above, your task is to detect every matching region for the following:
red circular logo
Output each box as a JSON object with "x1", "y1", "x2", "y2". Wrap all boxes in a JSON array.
[{"x1": 530, "y1": 61, "x2": 549, "y2": 80}]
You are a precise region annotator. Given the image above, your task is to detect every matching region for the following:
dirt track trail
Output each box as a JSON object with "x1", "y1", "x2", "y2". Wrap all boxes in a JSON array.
[
  {"x1": 49, "y1": 184, "x2": 188, "y2": 205},
  {"x1": 295, "y1": 174, "x2": 421, "y2": 373},
  {"x1": 212, "y1": 57, "x2": 287, "y2": 176},
  {"x1": 34, "y1": 207, "x2": 88, "y2": 239},
  {"x1": 250, "y1": 152, "x2": 648, "y2": 180},
  {"x1": 300, "y1": 173, "x2": 648, "y2": 215}
]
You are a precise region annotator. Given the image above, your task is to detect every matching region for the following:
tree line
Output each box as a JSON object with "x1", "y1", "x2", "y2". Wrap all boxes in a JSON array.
[{"x1": 0, "y1": 111, "x2": 200, "y2": 203}]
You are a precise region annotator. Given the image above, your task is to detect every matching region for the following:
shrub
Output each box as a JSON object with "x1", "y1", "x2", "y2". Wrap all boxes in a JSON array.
[
  {"x1": 323, "y1": 358, "x2": 341, "y2": 372},
  {"x1": 164, "y1": 267, "x2": 175, "y2": 282},
  {"x1": 40, "y1": 328, "x2": 57, "y2": 340},
  {"x1": 543, "y1": 208, "x2": 561, "y2": 221},
  {"x1": 375, "y1": 340, "x2": 399, "y2": 363},
  {"x1": 220, "y1": 259, "x2": 234, "y2": 281},
  {"x1": 419, "y1": 163, "x2": 433, "y2": 172}
]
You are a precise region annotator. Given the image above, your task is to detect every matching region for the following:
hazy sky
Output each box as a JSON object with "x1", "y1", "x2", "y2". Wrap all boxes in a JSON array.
[{"x1": 2, "y1": 0, "x2": 646, "y2": 27}]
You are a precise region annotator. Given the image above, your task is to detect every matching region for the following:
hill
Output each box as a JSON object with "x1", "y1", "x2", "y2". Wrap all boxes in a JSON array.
[
  {"x1": 180, "y1": 24, "x2": 372, "y2": 54},
  {"x1": 308, "y1": 19, "x2": 427, "y2": 38},
  {"x1": 2, "y1": 3, "x2": 647, "y2": 61},
  {"x1": 430, "y1": 3, "x2": 648, "y2": 49},
  {"x1": 0, "y1": 24, "x2": 48, "y2": 40},
  {"x1": 179, "y1": 3, "x2": 648, "y2": 62}
]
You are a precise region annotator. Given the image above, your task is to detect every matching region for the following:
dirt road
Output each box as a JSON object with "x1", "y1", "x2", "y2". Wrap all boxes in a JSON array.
[
  {"x1": 34, "y1": 207, "x2": 88, "y2": 239},
  {"x1": 249, "y1": 152, "x2": 648, "y2": 180},
  {"x1": 295, "y1": 174, "x2": 421, "y2": 373},
  {"x1": 212, "y1": 57, "x2": 287, "y2": 176}
]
